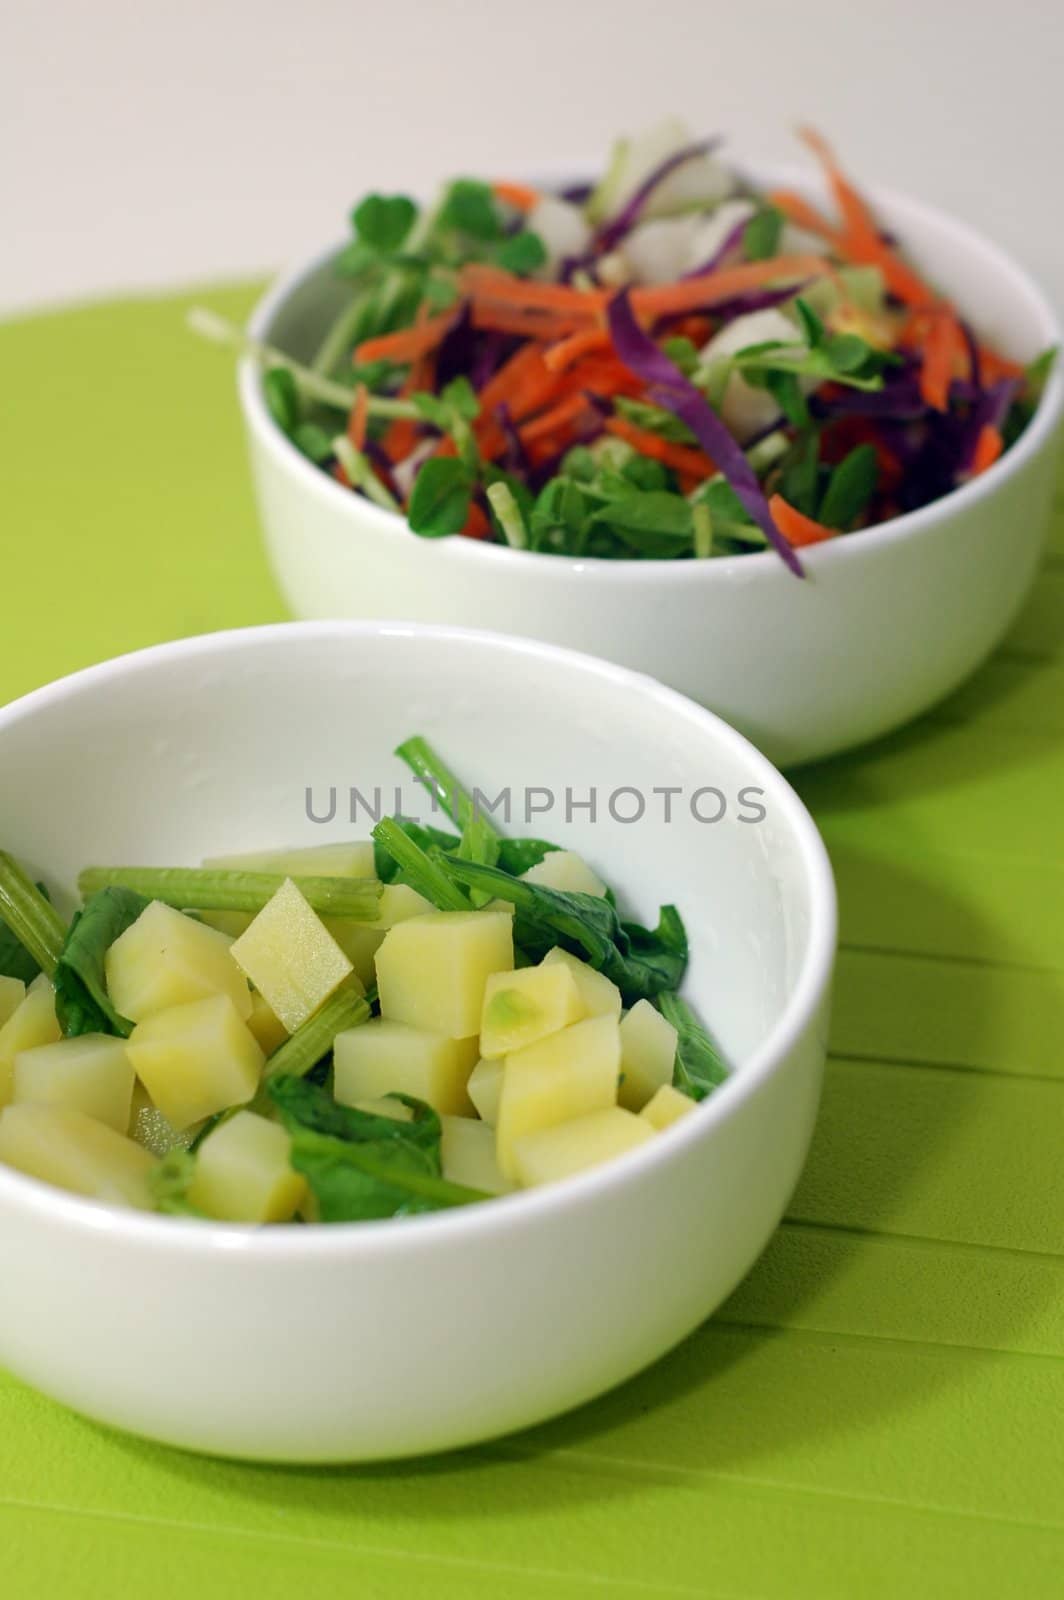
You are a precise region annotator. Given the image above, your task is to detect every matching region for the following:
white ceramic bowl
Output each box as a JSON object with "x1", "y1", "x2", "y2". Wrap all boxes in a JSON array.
[
  {"x1": 0, "y1": 622, "x2": 834, "y2": 1461},
  {"x1": 239, "y1": 167, "x2": 1063, "y2": 768}
]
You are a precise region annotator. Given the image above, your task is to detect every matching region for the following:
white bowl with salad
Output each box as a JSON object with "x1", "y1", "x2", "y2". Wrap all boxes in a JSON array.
[
  {"x1": 0, "y1": 621, "x2": 834, "y2": 1461},
  {"x1": 217, "y1": 121, "x2": 1063, "y2": 768}
]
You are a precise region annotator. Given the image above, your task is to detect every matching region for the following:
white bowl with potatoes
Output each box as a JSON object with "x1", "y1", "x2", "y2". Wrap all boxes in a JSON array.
[{"x1": 0, "y1": 621, "x2": 835, "y2": 1460}]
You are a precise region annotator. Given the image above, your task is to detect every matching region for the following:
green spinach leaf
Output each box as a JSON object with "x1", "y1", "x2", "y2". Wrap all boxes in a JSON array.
[
  {"x1": 658, "y1": 991, "x2": 728, "y2": 1100},
  {"x1": 54, "y1": 886, "x2": 150, "y2": 1037}
]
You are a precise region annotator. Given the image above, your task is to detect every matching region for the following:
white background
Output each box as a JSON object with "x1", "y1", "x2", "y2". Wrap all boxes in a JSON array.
[{"x1": 2, "y1": 0, "x2": 1062, "y2": 317}]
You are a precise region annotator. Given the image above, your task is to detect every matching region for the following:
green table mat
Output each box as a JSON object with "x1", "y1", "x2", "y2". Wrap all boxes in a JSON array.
[{"x1": 1, "y1": 287, "x2": 1062, "y2": 1600}]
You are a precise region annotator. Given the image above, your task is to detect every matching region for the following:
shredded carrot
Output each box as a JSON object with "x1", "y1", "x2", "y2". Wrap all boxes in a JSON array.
[
  {"x1": 981, "y1": 347, "x2": 1026, "y2": 383},
  {"x1": 347, "y1": 383, "x2": 369, "y2": 450},
  {"x1": 476, "y1": 341, "x2": 549, "y2": 414},
  {"x1": 767, "y1": 189, "x2": 842, "y2": 244},
  {"x1": 630, "y1": 255, "x2": 834, "y2": 319},
  {"x1": 519, "y1": 392, "x2": 596, "y2": 445},
  {"x1": 768, "y1": 493, "x2": 837, "y2": 547},
  {"x1": 918, "y1": 308, "x2": 966, "y2": 410},
  {"x1": 605, "y1": 416, "x2": 715, "y2": 478},
  {"x1": 544, "y1": 327, "x2": 612, "y2": 373},
  {"x1": 470, "y1": 304, "x2": 588, "y2": 340},
  {"x1": 971, "y1": 425, "x2": 1004, "y2": 476},
  {"x1": 493, "y1": 181, "x2": 540, "y2": 214},
  {"x1": 461, "y1": 502, "x2": 492, "y2": 539},
  {"x1": 354, "y1": 308, "x2": 457, "y2": 366},
  {"x1": 460, "y1": 265, "x2": 597, "y2": 314},
  {"x1": 797, "y1": 127, "x2": 936, "y2": 309}
]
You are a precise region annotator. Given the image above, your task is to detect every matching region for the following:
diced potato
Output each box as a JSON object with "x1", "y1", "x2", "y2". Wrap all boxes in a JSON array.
[
  {"x1": 13, "y1": 1033, "x2": 134, "y2": 1132},
  {"x1": 333, "y1": 1020, "x2": 478, "y2": 1116},
  {"x1": 204, "y1": 841, "x2": 376, "y2": 879},
  {"x1": 496, "y1": 1014, "x2": 621, "y2": 1180},
  {"x1": 0, "y1": 975, "x2": 25, "y2": 1029},
  {"x1": 188, "y1": 1110, "x2": 306, "y2": 1223},
  {"x1": 541, "y1": 947, "x2": 622, "y2": 1018},
  {"x1": 105, "y1": 900, "x2": 252, "y2": 1024},
  {"x1": 246, "y1": 989, "x2": 289, "y2": 1057},
  {"x1": 375, "y1": 911, "x2": 514, "y2": 1039},
  {"x1": 0, "y1": 975, "x2": 61, "y2": 1107},
  {"x1": 127, "y1": 1080, "x2": 192, "y2": 1156},
  {"x1": 479, "y1": 961, "x2": 585, "y2": 1059},
  {"x1": 440, "y1": 1115, "x2": 512, "y2": 1195},
  {"x1": 617, "y1": 999, "x2": 679, "y2": 1111},
  {"x1": 324, "y1": 885, "x2": 435, "y2": 988},
  {"x1": 127, "y1": 993, "x2": 264, "y2": 1130},
  {"x1": 0, "y1": 1102, "x2": 155, "y2": 1209},
  {"x1": 521, "y1": 850, "x2": 608, "y2": 898},
  {"x1": 640, "y1": 1084, "x2": 698, "y2": 1131},
  {"x1": 352, "y1": 1095, "x2": 414, "y2": 1123},
  {"x1": 230, "y1": 879, "x2": 353, "y2": 1032},
  {"x1": 467, "y1": 1057, "x2": 504, "y2": 1125},
  {"x1": 513, "y1": 1106, "x2": 655, "y2": 1188}
]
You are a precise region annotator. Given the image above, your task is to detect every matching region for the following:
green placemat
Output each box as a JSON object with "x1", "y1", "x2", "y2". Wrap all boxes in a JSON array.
[{"x1": 1, "y1": 287, "x2": 1062, "y2": 1600}]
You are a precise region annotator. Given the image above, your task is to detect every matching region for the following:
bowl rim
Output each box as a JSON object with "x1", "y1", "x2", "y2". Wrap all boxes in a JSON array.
[
  {"x1": 239, "y1": 160, "x2": 1064, "y2": 586},
  {"x1": 0, "y1": 619, "x2": 836, "y2": 1254}
]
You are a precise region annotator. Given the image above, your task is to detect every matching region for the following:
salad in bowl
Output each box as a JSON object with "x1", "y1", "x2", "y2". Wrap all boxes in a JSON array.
[{"x1": 197, "y1": 119, "x2": 1053, "y2": 575}]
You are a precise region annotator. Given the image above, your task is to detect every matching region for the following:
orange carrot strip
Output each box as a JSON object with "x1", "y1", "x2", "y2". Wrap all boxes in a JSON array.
[
  {"x1": 460, "y1": 264, "x2": 597, "y2": 314},
  {"x1": 605, "y1": 416, "x2": 715, "y2": 478},
  {"x1": 981, "y1": 348, "x2": 1026, "y2": 383},
  {"x1": 631, "y1": 255, "x2": 834, "y2": 319},
  {"x1": 476, "y1": 341, "x2": 549, "y2": 414},
  {"x1": 972, "y1": 425, "x2": 1004, "y2": 476},
  {"x1": 797, "y1": 127, "x2": 936, "y2": 309},
  {"x1": 355, "y1": 308, "x2": 457, "y2": 365},
  {"x1": 519, "y1": 392, "x2": 595, "y2": 445},
  {"x1": 768, "y1": 493, "x2": 837, "y2": 547},
  {"x1": 493, "y1": 181, "x2": 540, "y2": 214},
  {"x1": 919, "y1": 308, "x2": 965, "y2": 411},
  {"x1": 347, "y1": 383, "x2": 369, "y2": 450},
  {"x1": 544, "y1": 327, "x2": 612, "y2": 373},
  {"x1": 470, "y1": 304, "x2": 588, "y2": 340},
  {"x1": 767, "y1": 188, "x2": 842, "y2": 243}
]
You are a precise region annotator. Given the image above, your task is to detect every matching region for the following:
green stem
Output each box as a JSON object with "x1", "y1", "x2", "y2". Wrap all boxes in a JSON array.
[
  {"x1": 0, "y1": 852, "x2": 66, "y2": 977},
  {"x1": 263, "y1": 985, "x2": 371, "y2": 1083},
  {"x1": 371, "y1": 819, "x2": 470, "y2": 911},
  {"x1": 394, "y1": 735, "x2": 500, "y2": 840},
  {"x1": 332, "y1": 436, "x2": 401, "y2": 512},
  {"x1": 486, "y1": 481, "x2": 529, "y2": 549},
  {"x1": 188, "y1": 307, "x2": 419, "y2": 420},
  {"x1": 77, "y1": 867, "x2": 382, "y2": 921},
  {"x1": 290, "y1": 1128, "x2": 488, "y2": 1208},
  {"x1": 692, "y1": 501, "x2": 714, "y2": 559}
]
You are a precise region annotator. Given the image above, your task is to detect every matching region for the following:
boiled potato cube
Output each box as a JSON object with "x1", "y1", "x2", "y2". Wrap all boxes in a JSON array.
[
  {"x1": 14, "y1": 1033, "x2": 134, "y2": 1131},
  {"x1": 0, "y1": 975, "x2": 60, "y2": 1107},
  {"x1": 188, "y1": 1110, "x2": 306, "y2": 1223},
  {"x1": 541, "y1": 947, "x2": 621, "y2": 1018},
  {"x1": 513, "y1": 1106, "x2": 655, "y2": 1188},
  {"x1": 496, "y1": 1014, "x2": 621, "y2": 1179},
  {"x1": 127, "y1": 1081, "x2": 192, "y2": 1156},
  {"x1": 106, "y1": 900, "x2": 252, "y2": 1024},
  {"x1": 0, "y1": 975, "x2": 25, "y2": 1029},
  {"x1": 127, "y1": 993, "x2": 264, "y2": 1130},
  {"x1": 204, "y1": 840, "x2": 376, "y2": 879},
  {"x1": 479, "y1": 961, "x2": 585, "y2": 1059},
  {"x1": 375, "y1": 910, "x2": 514, "y2": 1039},
  {"x1": 521, "y1": 850, "x2": 607, "y2": 898},
  {"x1": 0, "y1": 1102, "x2": 155, "y2": 1209},
  {"x1": 467, "y1": 1057, "x2": 504, "y2": 1125},
  {"x1": 640, "y1": 1084, "x2": 698, "y2": 1131},
  {"x1": 333, "y1": 1020, "x2": 478, "y2": 1116},
  {"x1": 325, "y1": 885, "x2": 434, "y2": 988},
  {"x1": 618, "y1": 999, "x2": 679, "y2": 1111},
  {"x1": 246, "y1": 989, "x2": 289, "y2": 1056},
  {"x1": 440, "y1": 1115, "x2": 512, "y2": 1195},
  {"x1": 230, "y1": 879, "x2": 353, "y2": 1032},
  {"x1": 352, "y1": 1095, "x2": 414, "y2": 1123}
]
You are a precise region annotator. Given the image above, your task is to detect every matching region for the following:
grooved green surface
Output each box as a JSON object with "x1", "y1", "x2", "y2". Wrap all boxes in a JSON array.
[{"x1": 1, "y1": 287, "x2": 1062, "y2": 1599}]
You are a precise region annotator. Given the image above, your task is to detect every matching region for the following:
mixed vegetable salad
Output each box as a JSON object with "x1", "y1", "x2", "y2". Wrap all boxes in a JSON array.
[
  {"x1": 196, "y1": 120, "x2": 1053, "y2": 575},
  {"x1": 0, "y1": 738, "x2": 724, "y2": 1223}
]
